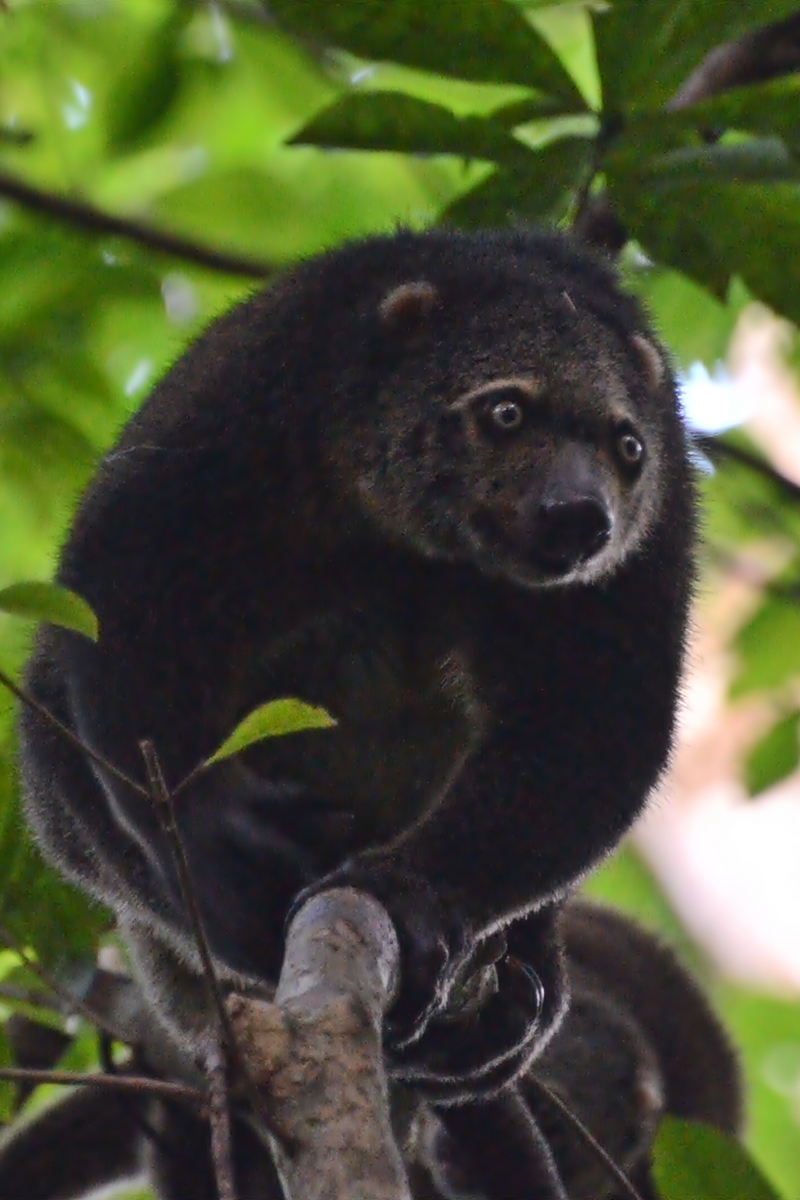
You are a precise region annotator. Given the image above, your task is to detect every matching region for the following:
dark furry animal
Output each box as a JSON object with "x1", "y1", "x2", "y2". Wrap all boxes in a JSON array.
[
  {"x1": 0, "y1": 904, "x2": 741, "y2": 1200},
  {"x1": 18, "y1": 226, "x2": 696, "y2": 1192}
]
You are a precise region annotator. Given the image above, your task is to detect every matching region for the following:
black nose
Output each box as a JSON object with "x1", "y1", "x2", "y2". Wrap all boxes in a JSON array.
[{"x1": 534, "y1": 497, "x2": 611, "y2": 568}]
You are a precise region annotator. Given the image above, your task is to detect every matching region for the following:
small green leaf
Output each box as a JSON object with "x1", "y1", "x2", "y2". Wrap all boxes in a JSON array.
[
  {"x1": 653, "y1": 1118, "x2": 784, "y2": 1200},
  {"x1": 205, "y1": 699, "x2": 336, "y2": 766},
  {"x1": 745, "y1": 712, "x2": 800, "y2": 798},
  {"x1": 0, "y1": 583, "x2": 99, "y2": 642}
]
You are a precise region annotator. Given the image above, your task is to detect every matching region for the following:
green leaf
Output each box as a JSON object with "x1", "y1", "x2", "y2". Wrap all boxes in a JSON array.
[
  {"x1": 717, "y1": 991, "x2": 800, "y2": 1200},
  {"x1": 205, "y1": 698, "x2": 336, "y2": 766},
  {"x1": 444, "y1": 135, "x2": 592, "y2": 227},
  {"x1": 653, "y1": 1118, "x2": 784, "y2": 1200},
  {"x1": 625, "y1": 266, "x2": 741, "y2": 370},
  {"x1": 106, "y1": 9, "x2": 189, "y2": 151},
  {"x1": 608, "y1": 178, "x2": 727, "y2": 298},
  {"x1": 609, "y1": 172, "x2": 800, "y2": 322},
  {"x1": 692, "y1": 76, "x2": 800, "y2": 152},
  {"x1": 639, "y1": 139, "x2": 800, "y2": 188},
  {"x1": 594, "y1": 2, "x2": 800, "y2": 113},
  {"x1": 291, "y1": 91, "x2": 541, "y2": 161},
  {"x1": 745, "y1": 712, "x2": 800, "y2": 797},
  {"x1": 731, "y1": 597, "x2": 800, "y2": 699},
  {"x1": 268, "y1": 0, "x2": 583, "y2": 102},
  {"x1": 0, "y1": 583, "x2": 98, "y2": 641},
  {"x1": 527, "y1": 4, "x2": 601, "y2": 111}
]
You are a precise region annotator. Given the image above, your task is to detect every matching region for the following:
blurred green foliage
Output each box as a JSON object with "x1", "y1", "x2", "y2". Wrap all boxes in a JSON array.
[{"x1": 2, "y1": 2, "x2": 800, "y2": 1196}]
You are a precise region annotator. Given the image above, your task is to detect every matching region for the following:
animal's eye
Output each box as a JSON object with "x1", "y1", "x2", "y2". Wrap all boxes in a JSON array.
[
  {"x1": 615, "y1": 426, "x2": 645, "y2": 470},
  {"x1": 489, "y1": 398, "x2": 525, "y2": 433}
]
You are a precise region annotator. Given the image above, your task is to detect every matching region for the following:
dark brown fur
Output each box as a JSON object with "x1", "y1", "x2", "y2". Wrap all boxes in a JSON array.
[{"x1": 17, "y1": 227, "x2": 701, "y2": 1193}]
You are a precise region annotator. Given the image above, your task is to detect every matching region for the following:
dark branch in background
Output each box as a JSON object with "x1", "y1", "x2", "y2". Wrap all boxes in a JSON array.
[
  {"x1": 0, "y1": 170, "x2": 273, "y2": 278},
  {"x1": 697, "y1": 437, "x2": 800, "y2": 601},
  {"x1": 669, "y1": 12, "x2": 800, "y2": 109},
  {"x1": 696, "y1": 434, "x2": 800, "y2": 504}
]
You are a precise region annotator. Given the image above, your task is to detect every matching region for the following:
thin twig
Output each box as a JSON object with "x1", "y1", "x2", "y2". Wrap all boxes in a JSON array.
[
  {"x1": 140, "y1": 739, "x2": 247, "y2": 1200},
  {"x1": 0, "y1": 923, "x2": 131, "y2": 1045},
  {"x1": 527, "y1": 1075, "x2": 644, "y2": 1200},
  {"x1": 0, "y1": 665, "x2": 150, "y2": 799},
  {"x1": 206, "y1": 1040, "x2": 237, "y2": 1200},
  {"x1": 0, "y1": 170, "x2": 273, "y2": 278},
  {"x1": 138, "y1": 741, "x2": 237, "y2": 1053},
  {"x1": 696, "y1": 434, "x2": 800, "y2": 504},
  {"x1": 0, "y1": 982, "x2": 54, "y2": 1007},
  {"x1": 0, "y1": 1065, "x2": 204, "y2": 1102}
]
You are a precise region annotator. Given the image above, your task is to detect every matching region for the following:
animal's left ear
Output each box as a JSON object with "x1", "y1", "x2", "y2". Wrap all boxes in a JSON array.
[
  {"x1": 378, "y1": 281, "x2": 439, "y2": 336},
  {"x1": 629, "y1": 333, "x2": 665, "y2": 390}
]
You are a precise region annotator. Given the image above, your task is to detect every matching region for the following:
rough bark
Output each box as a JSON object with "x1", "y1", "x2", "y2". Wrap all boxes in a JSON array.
[{"x1": 228, "y1": 887, "x2": 410, "y2": 1200}]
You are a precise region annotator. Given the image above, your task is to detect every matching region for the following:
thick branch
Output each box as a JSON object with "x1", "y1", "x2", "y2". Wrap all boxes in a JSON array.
[
  {"x1": 228, "y1": 887, "x2": 409, "y2": 1200},
  {"x1": 0, "y1": 170, "x2": 273, "y2": 278}
]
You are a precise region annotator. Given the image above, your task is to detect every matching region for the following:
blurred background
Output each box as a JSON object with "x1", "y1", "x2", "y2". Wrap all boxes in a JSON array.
[{"x1": 2, "y1": 2, "x2": 800, "y2": 1197}]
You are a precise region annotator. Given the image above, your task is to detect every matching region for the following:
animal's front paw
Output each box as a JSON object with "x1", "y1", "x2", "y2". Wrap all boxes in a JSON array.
[
  {"x1": 291, "y1": 859, "x2": 470, "y2": 1048},
  {"x1": 393, "y1": 951, "x2": 548, "y2": 1101},
  {"x1": 290, "y1": 861, "x2": 552, "y2": 1101}
]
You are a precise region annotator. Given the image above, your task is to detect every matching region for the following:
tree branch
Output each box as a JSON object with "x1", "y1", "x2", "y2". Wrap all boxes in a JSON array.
[
  {"x1": 228, "y1": 886, "x2": 409, "y2": 1200},
  {"x1": 0, "y1": 665, "x2": 149, "y2": 799},
  {"x1": 0, "y1": 170, "x2": 274, "y2": 278},
  {"x1": 696, "y1": 433, "x2": 800, "y2": 504},
  {"x1": 140, "y1": 739, "x2": 240, "y2": 1200},
  {"x1": 0, "y1": 1066, "x2": 203, "y2": 1103},
  {"x1": 669, "y1": 13, "x2": 800, "y2": 110}
]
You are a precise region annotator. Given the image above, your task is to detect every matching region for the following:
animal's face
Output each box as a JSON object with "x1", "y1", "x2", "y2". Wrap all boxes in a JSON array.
[
  {"x1": 337, "y1": 279, "x2": 672, "y2": 590},
  {"x1": 432, "y1": 373, "x2": 654, "y2": 587}
]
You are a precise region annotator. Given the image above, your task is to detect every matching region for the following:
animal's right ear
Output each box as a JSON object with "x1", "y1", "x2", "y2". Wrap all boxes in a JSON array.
[{"x1": 378, "y1": 281, "x2": 439, "y2": 336}]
